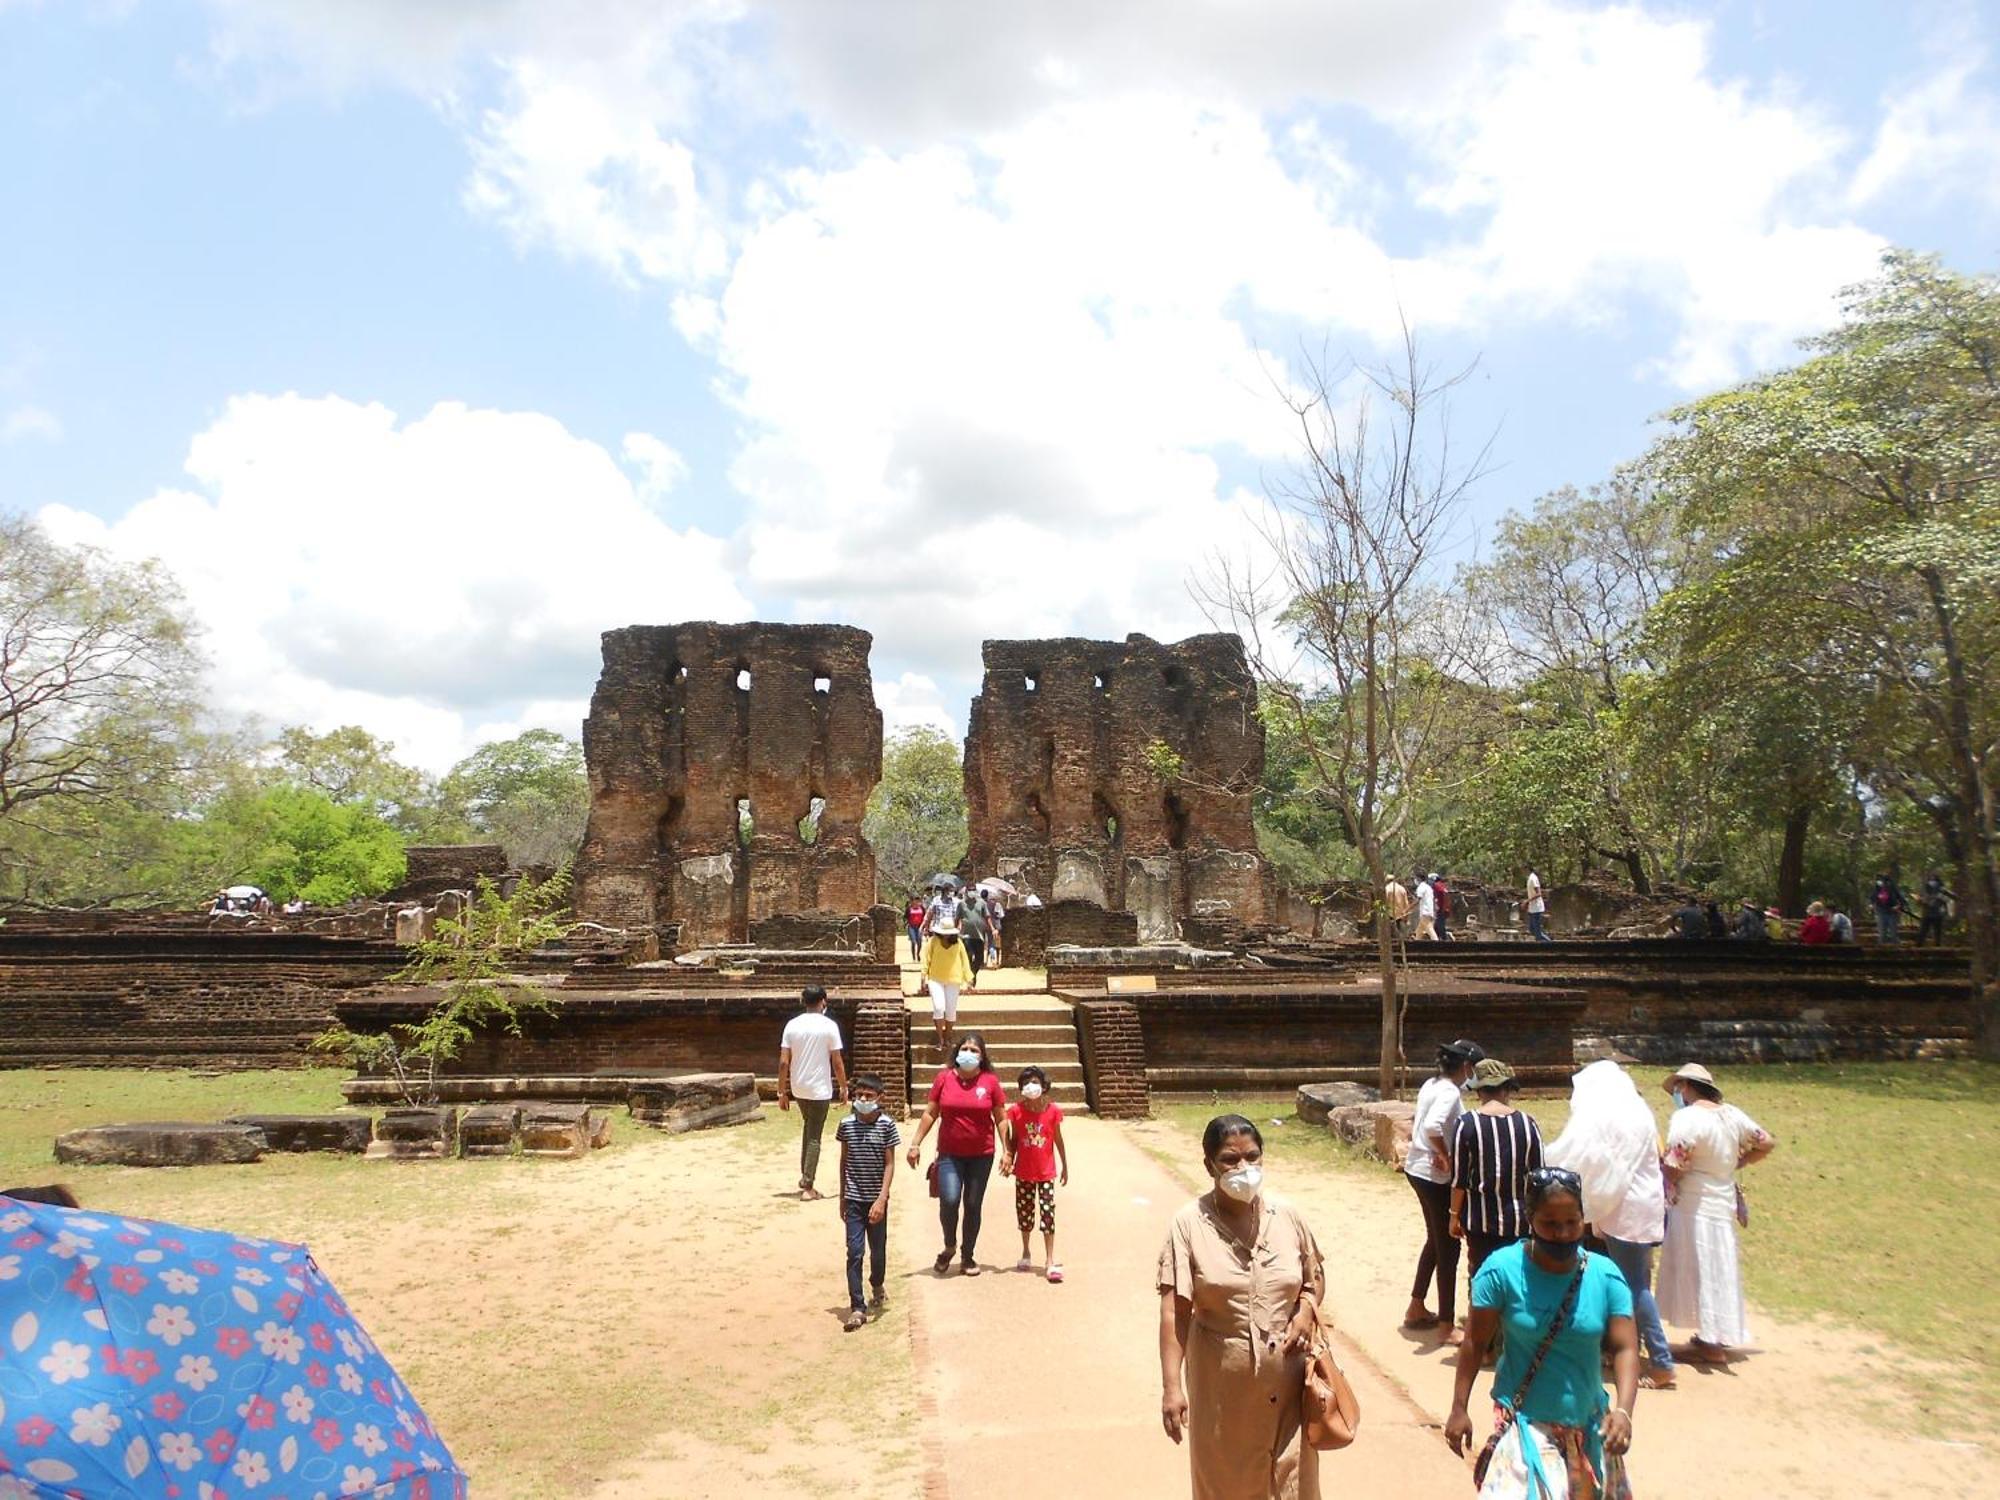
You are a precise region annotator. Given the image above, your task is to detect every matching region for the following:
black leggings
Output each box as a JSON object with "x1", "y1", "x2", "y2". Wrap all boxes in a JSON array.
[{"x1": 1405, "y1": 1172, "x2": 1459, "y2": 1324}]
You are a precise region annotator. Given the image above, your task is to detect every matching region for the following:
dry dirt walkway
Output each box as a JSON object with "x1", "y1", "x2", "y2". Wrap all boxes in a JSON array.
[{"x1": 910, "y1": 1117, "x2": 1469, "y2": 1498}]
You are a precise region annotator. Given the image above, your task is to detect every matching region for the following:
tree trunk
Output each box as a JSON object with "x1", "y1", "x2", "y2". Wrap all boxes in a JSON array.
[
  {"x1": 1620, "y1": 844, "x2": 1651, "y2": 896},
  {"x1": 1776, "y1": 803, "x2": 1811, "y2": 917},
  {"x1": 1363, "y1": 841, "x2": 1399, "y2": 1099}
]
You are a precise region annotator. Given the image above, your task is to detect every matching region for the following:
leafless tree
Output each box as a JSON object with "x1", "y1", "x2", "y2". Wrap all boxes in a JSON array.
[{"x1": 1199, "y1": 329, "x2": 1496, "y2": 1096}]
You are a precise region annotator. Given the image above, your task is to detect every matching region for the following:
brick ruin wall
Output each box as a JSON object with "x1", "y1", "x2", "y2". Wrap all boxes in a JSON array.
[
  {"x1": 573, "y1": 622, "x2": 883, "y2": 947},
  {"x1": 962, "y1": 633, "x2": 1271, "y2": 942},
  {"x1": 0, "y1": 931, "x2": 406, "y2": 1069}
]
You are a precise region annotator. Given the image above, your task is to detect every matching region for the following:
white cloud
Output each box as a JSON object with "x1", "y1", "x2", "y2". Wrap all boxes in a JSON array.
[
  {"x1": 1850, "y1": 49, "x2": 2000, "y2": 212},
  {"x1": 621, "y1": 430, "x2": 690, "y2": 502},
  {"x1": 874, "y1": 672, "x2": 959, "y2": 741},
  {"x1": 1398, "y1": 0, "x2": 1886, "y2": 384},
  {"x1": 37, "y1": 394, "x2": 750, "y2": 771},
  {"x1": 2, "y1": 404, "x2": 63, "y2": 443}
]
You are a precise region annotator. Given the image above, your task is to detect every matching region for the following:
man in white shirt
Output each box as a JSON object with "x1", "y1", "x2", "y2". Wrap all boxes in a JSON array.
[
  {"x1": 1414, "y1": 875, "x2": 1438, "y2": 940},
  {"x1": 779, "y1": 984, "x2": 847, "y2": 1201},
  {"x1": 1525, "y1": 868, "x2": 1551, "y2": 943}
]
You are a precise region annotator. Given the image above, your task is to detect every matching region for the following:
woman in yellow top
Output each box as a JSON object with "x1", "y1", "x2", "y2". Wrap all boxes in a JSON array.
[{"x1": 920, "y1": 914, "x2": 974, "y2": 1057}]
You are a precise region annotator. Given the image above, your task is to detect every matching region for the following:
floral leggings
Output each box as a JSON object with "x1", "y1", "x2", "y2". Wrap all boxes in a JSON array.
[{"x1": 1014, "y1": 1179, "x2": 1056, "y2": 1233}]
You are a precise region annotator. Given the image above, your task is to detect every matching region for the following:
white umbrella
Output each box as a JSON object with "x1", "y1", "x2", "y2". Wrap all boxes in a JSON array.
[
  {"x1": 223, "y1": 884, "x2": 264, "y2": 899},
  {"x1": 976, "y1": 877, "x2": 1017, "y2": 896}
]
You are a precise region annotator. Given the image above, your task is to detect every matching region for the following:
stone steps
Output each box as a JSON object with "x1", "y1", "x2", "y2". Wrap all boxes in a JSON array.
[{"x1": 905, "y1": 996, "x2": 1090, "y2": 1109}]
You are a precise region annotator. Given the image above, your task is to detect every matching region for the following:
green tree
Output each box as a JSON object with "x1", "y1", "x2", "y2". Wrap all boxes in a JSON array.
[
  {"x1": 271, "y1": 725, "x2": 441, "y2": 836},
  {"x1": 213, "y1": 785, "x2": 408, "y2": 904},
  {"x1": 1459, "y1": 472, "x2": 1689, "y2": 891},
  {"x1": 863, "y1": 726, "x2": 967, "y2": 900},
  {"x1": 437, "y1": 729, "x2": 589, "y2": 868},
  {"x1": 0, "y1": 515, "x2": 206, "y2": 889},
  {"x1": 314, "y1": 868, "x2": 572, "y2": 1105},
  {"x1": 1652, "y1": 250, "x2": 1999, "y2": 1046}
]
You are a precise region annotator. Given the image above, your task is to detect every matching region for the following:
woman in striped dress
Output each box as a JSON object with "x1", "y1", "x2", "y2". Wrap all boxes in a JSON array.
[{"x1": 1450, "y1": 1058, "x2": 1545, "y2": 1290}]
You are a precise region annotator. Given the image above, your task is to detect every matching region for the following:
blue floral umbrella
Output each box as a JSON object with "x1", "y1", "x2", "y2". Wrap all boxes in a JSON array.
[{"x1": 0, "y1": 1197, "x2": 467, "y2": 1498}]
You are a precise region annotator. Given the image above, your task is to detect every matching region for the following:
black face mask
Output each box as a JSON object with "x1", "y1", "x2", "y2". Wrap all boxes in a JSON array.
[{"x1": 1533, "y1": 1234, "x2": 1582, "y2": 1265}]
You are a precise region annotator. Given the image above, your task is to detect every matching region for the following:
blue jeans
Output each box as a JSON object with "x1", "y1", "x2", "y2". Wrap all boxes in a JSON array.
[
  {"x1": 1527, "y1": 911, "x2": 1552, "y2": 942},
  {"x1": 1876, "y1": 909, "x2": 1900, "y2": 944},
  {"x1": 1602, "y1": 1236, "x2": 1673, "y2": 1371},
  {"x1": 936, "y1": 1153, "x2": 994, "y2": 1262},
  {"x1": 843, "y1": 1199, "x2": 887, "y2": 1310}
]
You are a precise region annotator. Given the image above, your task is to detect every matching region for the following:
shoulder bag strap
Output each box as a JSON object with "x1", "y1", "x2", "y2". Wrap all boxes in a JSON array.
[{"x1": 1500, "y1": 1252, "x2": 1588, "y2": 1415}]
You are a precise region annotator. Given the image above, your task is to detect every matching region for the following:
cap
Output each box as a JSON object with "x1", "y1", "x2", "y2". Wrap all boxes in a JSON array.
[
  {"x1": 1471, "y1": 1057, "x2": 1516, "y2": 1088},
  {"x1": 1439, "y1": 1038, "x2": 1484, "y2": 1063}
]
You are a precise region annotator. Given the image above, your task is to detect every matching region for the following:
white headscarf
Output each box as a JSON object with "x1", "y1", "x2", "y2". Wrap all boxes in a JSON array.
[{"x1": 1545, "y1": 1060, "x2": 1665, "y2": 1243}]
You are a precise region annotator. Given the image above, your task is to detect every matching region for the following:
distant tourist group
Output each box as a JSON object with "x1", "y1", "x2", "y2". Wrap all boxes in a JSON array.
[
  {"x1": 1386, "y1": 869, "x2": 1553, "y2": 943},
  {"x1": 1669, "y1": 868, "x2": 1955, "y2": 946}
]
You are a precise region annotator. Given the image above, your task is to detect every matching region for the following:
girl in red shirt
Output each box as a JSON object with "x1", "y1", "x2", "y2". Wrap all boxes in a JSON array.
[{"x1": 1003, "y1": 1065, "x2": 1070, "y2": 1282}]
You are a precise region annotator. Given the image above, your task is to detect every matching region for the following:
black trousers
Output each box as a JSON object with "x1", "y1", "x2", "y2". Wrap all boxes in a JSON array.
[
  {"x1": 965, "y1": 935, "x2": 986, "y2": 974},
  {"x1": 1919, "y1": 909, "x2": 1946, "y2": 945},
  {"x1": 1405, "y1": 1172, "x2": 1459, "y2": 1324},
  {"x1": 1465, "y1": 1229, "x2": 1517, "y2": 1285}
]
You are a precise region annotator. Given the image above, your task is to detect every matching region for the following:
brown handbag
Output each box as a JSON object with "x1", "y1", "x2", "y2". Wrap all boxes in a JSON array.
[{"x1": 1302, "y1": 1306, "x2": 1361, "y2": 1451}]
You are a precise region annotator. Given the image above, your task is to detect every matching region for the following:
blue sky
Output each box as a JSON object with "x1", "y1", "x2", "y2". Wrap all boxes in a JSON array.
[{"x1": 3, "y1": 0, "x2": 1995, "y2": 768}]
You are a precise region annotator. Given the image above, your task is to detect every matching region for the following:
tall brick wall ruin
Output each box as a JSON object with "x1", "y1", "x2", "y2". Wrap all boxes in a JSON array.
[
  {"x1": 962, "y1": 633, "x2": 1270, "y2": 941},
  {"x1": 574, "y1": 622, "x2": 882, "y2": 946}
]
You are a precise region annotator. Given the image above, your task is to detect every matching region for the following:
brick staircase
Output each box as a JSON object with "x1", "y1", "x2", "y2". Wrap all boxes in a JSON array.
[{"x1": 905, "y1": 995, "x2": 1089, "y2": 1110}]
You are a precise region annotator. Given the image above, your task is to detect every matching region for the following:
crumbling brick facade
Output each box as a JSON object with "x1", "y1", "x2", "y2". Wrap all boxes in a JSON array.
[
  {"x1": 574, "y1": 623, "x2": 882, "y2": 946},
  {"x1": 963, "y1": 633, "x2": 1270, "y2": 940}
]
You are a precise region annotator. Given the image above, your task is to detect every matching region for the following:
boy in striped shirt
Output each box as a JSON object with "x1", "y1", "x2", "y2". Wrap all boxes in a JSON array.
[{"x1": 836, "y1": 1074, "x2": 900, "y2": 1331}]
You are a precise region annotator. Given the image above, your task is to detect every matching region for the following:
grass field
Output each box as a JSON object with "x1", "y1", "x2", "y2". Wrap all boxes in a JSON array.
[{"x1": 1154, "y1": 1061, "x2": 1998, "y2": 1425}]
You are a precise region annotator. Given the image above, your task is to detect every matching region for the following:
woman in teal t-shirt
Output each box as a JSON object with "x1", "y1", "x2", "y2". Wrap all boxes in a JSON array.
[{"x1": 1446, "y1": 1168, "x2": 1640, "y2": 1499}]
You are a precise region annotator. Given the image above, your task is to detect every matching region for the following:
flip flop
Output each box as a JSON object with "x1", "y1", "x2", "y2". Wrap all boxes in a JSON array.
[
  {"x1": 1401, "y1": 1313, "x2": 1441, "y2": 1330},
  {"x1": 1047, "y1": 1264, "x2": 1065, "y2": 1284}
]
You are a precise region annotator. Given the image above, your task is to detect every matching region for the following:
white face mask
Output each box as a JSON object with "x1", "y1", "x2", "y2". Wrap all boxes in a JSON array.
[
  {"x1": 1022, "y1": 1082, "x2": 1045, "y2": 1100},
  {"x1": 955, "y1": 1050, "x2": 981, "y2": 1071},
  {"x1": 853, "y1": 1098, "x2": 880, "y2": 1116},
  {"x1": 1218, "y1": 1163, "x2": 1264, "y2": 1202}
]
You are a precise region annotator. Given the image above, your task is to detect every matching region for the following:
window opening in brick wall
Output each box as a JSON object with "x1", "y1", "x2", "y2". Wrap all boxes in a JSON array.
[
  {"x1": 736, "y1": 667, "x2": 752, "y2": 691},
  {"x1": 813, "y1": 674, "x2": 830, "y2": 695},
  {"x1": 736, "y1": 797, "x2": 753, "y2": 848},
  {"x1": 1024, "y1": 672, "x2": 1038, "y2": 694},
  {"x1": 798, "y1": 795, "x2": 825, "y2": 844}
]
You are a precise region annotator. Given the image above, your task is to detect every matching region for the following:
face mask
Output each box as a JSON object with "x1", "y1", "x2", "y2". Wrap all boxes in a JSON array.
[
  {"x1": 1533, "y1": 1234, "x2": 1581, "y2": 1265},
  {"x1": 1022, "y1": 1082, "x2": 1045, "y2": 1100},
  {"x1": 1670, "y1": 1087, "x2": 1687, "y2": 1108},
  {"x1": 955, "y1": 1050, "x2": 981, "y2": 1071},
  {"x1": 1217, "y1": 1163, "x2": 1263, "y2": 1202},
  {"x1": 853, "y1": 1098, "x2": 880, "y2": 1116}
]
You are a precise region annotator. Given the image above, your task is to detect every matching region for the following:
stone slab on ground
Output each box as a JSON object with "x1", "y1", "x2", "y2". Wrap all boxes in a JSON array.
[
  {"x1": 629, "y1": 1073, "x2": 763, "y2": 1133},
  {"x1": 1295, "y1": 1081, "x2": 1381, "y2": 1125},
  {"x1": 222, "y1": 1113, "x2": 372, "y2": 1154},
  {"x1": 54, "y1": 1122, "x2": 265, "y2": 1167},
  {"x1": 1326, "y1": 1099, "x2": 1413, "y2": 1153},
  {"x1": 519, "y1": 1103, "x2": 604, "y2": 1158},
  {"x1": 458, "y1": 1104, "x2": 523, "y2": 1158},
  {"x1": 366, "y1": 1106, "x2": 458, "y2": 1160}
]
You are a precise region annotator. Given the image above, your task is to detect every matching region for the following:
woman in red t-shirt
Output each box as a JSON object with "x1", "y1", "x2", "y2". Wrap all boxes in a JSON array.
[
  {"x1": 906, "y1": 1032, "x2": 1010, "y2": 1275},
  {"x1": 1002, "y1": 1065, "x2": 1070, "y2": 1282}
]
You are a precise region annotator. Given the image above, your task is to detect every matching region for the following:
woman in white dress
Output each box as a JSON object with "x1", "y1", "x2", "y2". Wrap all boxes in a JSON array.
[{"x1": 1654, "y1": 1064, "x2": 1776, "y2": 1363}]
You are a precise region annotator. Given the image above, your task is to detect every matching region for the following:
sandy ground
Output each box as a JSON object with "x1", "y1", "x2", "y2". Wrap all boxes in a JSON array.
[{"x1": 1127, "y1": 1117, "x2": 1992, "y2": 1499}]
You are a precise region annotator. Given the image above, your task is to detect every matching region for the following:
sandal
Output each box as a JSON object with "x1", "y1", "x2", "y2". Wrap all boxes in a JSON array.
[
  {"x1": 1015, "y1": 1257, "x2": 1034, "y2": 1273},
  {"x1": 1401, "y1": 1313, "x2": 1441, "y2": 1330},
  {"x1": 1640, "y1": 1368, "x2": 1677, "y2": 1390},
  {"x1": 1047, "y1": 1264, "x2": 1065, "y2": 1284}
]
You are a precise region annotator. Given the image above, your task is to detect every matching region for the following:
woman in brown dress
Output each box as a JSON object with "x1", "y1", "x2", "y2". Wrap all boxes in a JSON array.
[{"x1": 1158, "y1": 1114, "x2": 1327, "y2": 1500}]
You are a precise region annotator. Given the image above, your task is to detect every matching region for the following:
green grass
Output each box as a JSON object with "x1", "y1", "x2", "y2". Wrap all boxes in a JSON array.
[{"x1": 1155, "y1": 1062, "x2": 1999, "y2": 1426}]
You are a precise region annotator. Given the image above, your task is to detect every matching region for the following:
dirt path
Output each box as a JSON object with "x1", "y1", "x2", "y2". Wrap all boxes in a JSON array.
[
  {"x1": 910, "y1": 1118, "x2": 1470, "y2": 1498},
  {"x1": 1128, "y1": 1118, "x2": 1989, "y2": 1499}
]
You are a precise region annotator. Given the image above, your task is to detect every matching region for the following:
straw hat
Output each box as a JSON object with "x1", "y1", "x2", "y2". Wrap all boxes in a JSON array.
[
  {"x1": 931, "y1": 915, "x2": 960, "y2": 936},
  {"x1": 1665, "y1": 1062, "x2": 1719, "y2": 1097}
]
